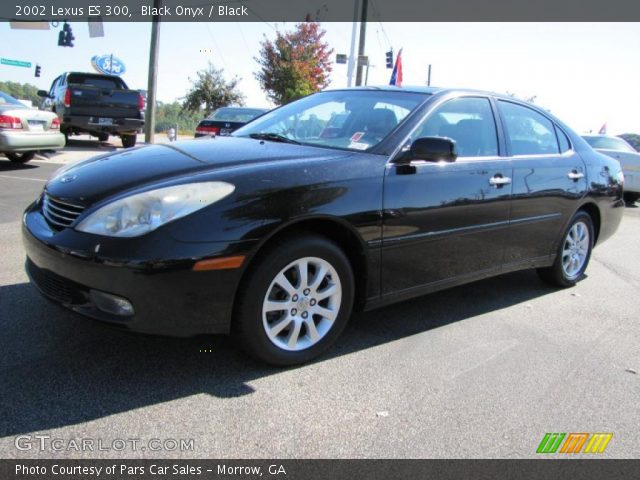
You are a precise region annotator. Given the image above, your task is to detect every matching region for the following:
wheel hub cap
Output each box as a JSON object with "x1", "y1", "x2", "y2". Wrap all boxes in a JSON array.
[
  {"x1": 262, "y1": 256, "x2": 342, "y2": 352},
  {"x1": 561, "y1": 221, "x2": 589, "y2": 279}
]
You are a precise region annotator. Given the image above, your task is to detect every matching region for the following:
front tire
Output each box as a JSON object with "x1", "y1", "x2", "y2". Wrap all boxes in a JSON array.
[
  {"x1": 6, "y1": 152, "x2": 35, "y2": 163},
  {"x1": 233, "y1": 234, "x2": 354, "y2": 366},
  {"x1": 97, "y1": 133, "x2": 109, "y2": 142},
  {"x1": 537, "y1": 211, "x2": 594, "y2": 287}
]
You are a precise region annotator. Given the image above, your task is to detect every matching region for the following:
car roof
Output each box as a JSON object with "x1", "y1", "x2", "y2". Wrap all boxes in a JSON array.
[
  {"x1": 325, "y1": 85, "x2": 513, "y2": 98},
  {"x1": 217, "y1": 106, "x2": 268, "y2": 110}
]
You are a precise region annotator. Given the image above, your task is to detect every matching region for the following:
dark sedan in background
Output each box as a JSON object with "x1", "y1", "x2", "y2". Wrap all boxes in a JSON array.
[
  {"x1": 23, "y1": 87, "x2": 624, "y2": 365},
  {"x1": 194, "y1": 106, "x2": 268, "y2": 137}
]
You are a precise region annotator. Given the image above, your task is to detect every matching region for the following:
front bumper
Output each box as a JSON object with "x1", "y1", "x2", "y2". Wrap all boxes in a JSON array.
[
  {"x1": 0, "y1": 131, "x2": 65, "y2": 152},
  {"x1": 22, "y1": 205, "x2": 257, "y2": 336}
]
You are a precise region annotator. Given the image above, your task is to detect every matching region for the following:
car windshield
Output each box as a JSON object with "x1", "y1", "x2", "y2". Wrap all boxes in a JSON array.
[
  {"x1": 233, "y1": 90, "x2": 429, "y2": 151},
  {"x1": 208, "y1": 108, "x2": 267, "y2": 122},
  {"x1": 0, "y1": 91, "x2": 26, "y2": 108},
  {"x1": 583, "y1": 136, "x2": 636, "y2": 153}
]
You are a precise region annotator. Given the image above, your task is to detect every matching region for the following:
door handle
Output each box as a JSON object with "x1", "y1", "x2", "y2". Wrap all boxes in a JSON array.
[
  {"x1": 489, "y1": 175, "x2": 511, "y2": 187},
  {"x1": 567, "y1": 170, "x2": 584, "y2": 181}
]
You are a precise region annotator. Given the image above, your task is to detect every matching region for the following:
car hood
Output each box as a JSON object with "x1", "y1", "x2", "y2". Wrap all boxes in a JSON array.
[{"x1": 45, "y1": 136, "x2": 351, "y2": 205}]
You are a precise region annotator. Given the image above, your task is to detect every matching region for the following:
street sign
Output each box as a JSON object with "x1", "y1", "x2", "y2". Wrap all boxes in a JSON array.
[
  {"x1": 9, "y1": 22, "x2": 49, "y2": 30},
  {"x1": 1, "y1": 57, "x2": 32, "y2": 68},
  {"x1": 88, "y1": 20, "x2": 104, "y2": 38},
  {"x1": 336, "y1": 54, "x2": 347, "y2": 64},
  {"x1": 91, "y1": 54, "x2": 126, "y2": 76},
  {"x1": 357, "y1": 55, "x2": 369, "y2": 66}
]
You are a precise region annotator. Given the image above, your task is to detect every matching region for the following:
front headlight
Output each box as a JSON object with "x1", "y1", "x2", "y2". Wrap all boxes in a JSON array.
[{"x1": 76, "y1": 181, "x2": 235, "y2": 237}]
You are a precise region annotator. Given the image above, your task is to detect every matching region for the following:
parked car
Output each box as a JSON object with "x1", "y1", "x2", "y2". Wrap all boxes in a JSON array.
[
  {"x1": 582, "y1": 134, "x2": 640, "y2": 204},
  {"x1": 23, "y1": 87, "x2": 624, "y2": 365},
  {"x1": 194, "y1": 107, "x2": 268, "y2": 137},
  {"x1": 38, "y1": 72, "x2": 145, "y2": 148},
  {"x1": 0, "y1": 91, "x2": 64, "y2": 163}
]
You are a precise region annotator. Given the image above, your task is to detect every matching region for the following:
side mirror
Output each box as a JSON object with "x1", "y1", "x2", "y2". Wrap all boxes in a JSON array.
[
  {"x1": 37, "y1": 90, "x2": 49, "y2": 98},
  {"x1": 406, "y1": 136, "x2": 457, "y2": 163}
]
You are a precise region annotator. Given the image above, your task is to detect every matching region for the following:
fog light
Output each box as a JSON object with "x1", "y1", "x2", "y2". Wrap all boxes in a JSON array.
[{"x1": 89, "y1": 290, "x2": 135, "y2": 316}]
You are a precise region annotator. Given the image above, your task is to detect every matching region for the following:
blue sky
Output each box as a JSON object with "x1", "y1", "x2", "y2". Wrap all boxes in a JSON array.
[{"x1": 1, "y1": 22, "x2": 639, "y2": 134}]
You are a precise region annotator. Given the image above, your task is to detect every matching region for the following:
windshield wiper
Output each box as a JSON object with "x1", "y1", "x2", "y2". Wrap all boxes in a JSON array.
[{"x1": 248, "y1": 132, "x2": 301, "y2": 145}]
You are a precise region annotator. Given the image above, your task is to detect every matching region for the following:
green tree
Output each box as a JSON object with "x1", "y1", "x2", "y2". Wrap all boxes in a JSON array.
[
  {"x1": 619, "y1": 133, "x2": 640, "y2": 151},
  {"x1": 0, "y1": 81, "x2": 41, "y2": 106},
  {"x1": 255, "y1": 22, "x2": 333, "y2": 105},
  {"x1": 182, "y1": 62, "x2": 245, "y2": 116},
  {"x1": 154, "y1": 101, "x2": 203, "y2": 134}
]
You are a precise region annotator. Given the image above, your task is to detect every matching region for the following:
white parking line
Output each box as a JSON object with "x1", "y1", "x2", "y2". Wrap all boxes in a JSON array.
[{"x1": 0, "y1": 174, "x2": 46, "y2": 182}]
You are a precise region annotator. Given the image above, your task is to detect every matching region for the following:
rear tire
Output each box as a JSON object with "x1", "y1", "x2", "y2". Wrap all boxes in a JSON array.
[
  {"x1": 623, "y1": 192, "x2": 639, "y2": 205},
  {"x1": 121, "y1": 134, "x2": 137, "y2": 148},
  {"x1": 537, "y1": 211, "x2": 594, "y2": 288},
  {"x1": 233, "y1": 234, "x2": 354, "y2": 366},
  {"x1": 6, "y1": 152, "x2": 35, "y2": 163}
]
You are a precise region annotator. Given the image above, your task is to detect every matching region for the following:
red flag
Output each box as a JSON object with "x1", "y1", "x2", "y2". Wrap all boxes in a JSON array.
[
  {"x1": 598, "y1": 122, "x2": 607, "y2": 134},
  {"x1": 389, "y1": 48, "x2": 403, "y2": 87}
]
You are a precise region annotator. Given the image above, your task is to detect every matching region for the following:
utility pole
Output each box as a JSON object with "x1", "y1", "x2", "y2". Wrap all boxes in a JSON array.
[
  {"x1": 346, "y1": 0, "x2": 359, "y2": 87},
  {"x1": 354, "y1": 0, "x2": 368, "y2": 86},
  {"x1": 144, "y1": 0, "x2": 161, "y2": 144}
]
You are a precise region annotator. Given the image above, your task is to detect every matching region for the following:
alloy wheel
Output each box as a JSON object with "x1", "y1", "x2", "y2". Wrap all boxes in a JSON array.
[
  {"x1": 262, "y1": 256, "x2": 342, "y2": 352},
  {"x1": 561, "y1": 221, "x2": 590, "y2": 278}
]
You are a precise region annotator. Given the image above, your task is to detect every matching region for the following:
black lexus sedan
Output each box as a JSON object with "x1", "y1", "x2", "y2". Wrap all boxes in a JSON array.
[{"x1": 23, "y1": 87, "x2": 625, "y2": 365}]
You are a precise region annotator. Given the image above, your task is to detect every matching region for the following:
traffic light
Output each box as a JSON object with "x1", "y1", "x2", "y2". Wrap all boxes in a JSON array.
[
  {"x1": 35, "y1": 64, "x2": 41, "y2": 77},
  {"x1": 58, "y1": 22, "x2": 75, "y2": 47},
  {"x1": 385, "y1": 50, "x2": 394, "y2": 69}
]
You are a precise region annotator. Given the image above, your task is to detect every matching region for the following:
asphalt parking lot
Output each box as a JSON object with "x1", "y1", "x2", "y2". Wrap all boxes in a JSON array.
[{"x1": 0, "y1": 142, "x2": 638, "y2": 459}]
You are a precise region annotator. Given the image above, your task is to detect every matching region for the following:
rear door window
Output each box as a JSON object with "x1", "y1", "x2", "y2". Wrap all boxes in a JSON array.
[
  {"x1": 498, "y1": 101, "x2": 560, "y2": 155},
  {"x1": 555, "y1": 126, "x2": 572, "y2": 153}
]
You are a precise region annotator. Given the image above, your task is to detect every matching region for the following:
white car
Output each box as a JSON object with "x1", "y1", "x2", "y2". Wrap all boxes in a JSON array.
[
  {"x1": 583, "y1": 134, "x2": 640, "y2": 204},
  {"x1": 0, "y1": 90, "x2": 65, "y2": 164}
]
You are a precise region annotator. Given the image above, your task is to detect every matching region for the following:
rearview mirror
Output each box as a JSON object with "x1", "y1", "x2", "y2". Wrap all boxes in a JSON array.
[
  {"x1": 36, "y1": 90, "x2": 49, "y2": 98},
  {"x1": 406, "y1": 136, "x2": 457, "y2": 163}
]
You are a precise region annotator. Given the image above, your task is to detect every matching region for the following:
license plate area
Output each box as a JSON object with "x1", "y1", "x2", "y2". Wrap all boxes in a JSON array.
[
  {"x1": 220, "y1": 128, "x2": 232, "y2": 136},
  {"x1": 27, "y1": 120, "x2": 46, "y2": 131},
  {"x1": 89, "y1": 117, "x2": 114, "y2": 125}
]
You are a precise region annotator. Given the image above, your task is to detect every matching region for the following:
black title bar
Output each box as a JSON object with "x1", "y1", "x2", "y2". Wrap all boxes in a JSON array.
[
  {"x1": 3, "y1": 0, "x2": 640, "y2": 22},
  {"x1": 2, "y1": 459, "x2": 640, "y2": 480}
]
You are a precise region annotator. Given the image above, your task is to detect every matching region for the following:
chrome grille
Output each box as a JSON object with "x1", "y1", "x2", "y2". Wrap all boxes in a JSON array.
[{"x1": 42, "y1": 194, "x2": 85, "y2": 229}]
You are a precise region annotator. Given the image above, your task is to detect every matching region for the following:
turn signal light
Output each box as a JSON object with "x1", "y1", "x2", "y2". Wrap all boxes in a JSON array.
[
  {"x1": 193, "y1": 256, "x2": 245, "y2": 271},
  {"x1": 50, "y1": 117, "x2": 61, "y2": 130}
]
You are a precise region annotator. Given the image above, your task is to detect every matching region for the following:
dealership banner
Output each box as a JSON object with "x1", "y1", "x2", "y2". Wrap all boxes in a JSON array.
[
  {"x1": 2, "y1": 459, "x2": 640, "y2": 479},
  {"x1": 2, "y1": 0, "x2": 640, "y2": 22}
]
